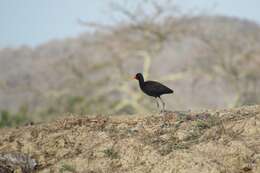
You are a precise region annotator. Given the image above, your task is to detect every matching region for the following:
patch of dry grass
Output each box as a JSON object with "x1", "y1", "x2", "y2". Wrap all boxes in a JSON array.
[{"x1": 0, "y1": 105, "x2": 260, "y2": 173}]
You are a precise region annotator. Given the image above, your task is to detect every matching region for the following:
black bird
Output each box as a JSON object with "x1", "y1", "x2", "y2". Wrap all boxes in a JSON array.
[{"x1": 133, "y1": 73, "x2": 174, "y2": 112}]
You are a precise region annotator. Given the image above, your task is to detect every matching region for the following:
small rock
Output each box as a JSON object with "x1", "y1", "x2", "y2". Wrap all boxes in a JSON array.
[{"x1": 0, "y1": 152, "x2": 37, "y2": 173}]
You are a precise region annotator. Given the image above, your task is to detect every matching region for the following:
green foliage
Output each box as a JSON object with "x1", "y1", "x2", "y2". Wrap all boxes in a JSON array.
[
  {"x1": 0, "y1": 105, "x2": 29, "y2": 128},
  {"x1": 196, "y1": 120, "x2": 210, "y2": 130},
  {"x1": 66, "y1": 96, "x2": 85, "y2": 112},
  {"x1": 103, "y1": 148, "x2": 119, "y2": 159},
  {"x1": 0, "y1": 110, "x2": 11, "y2": 127},
  {"x1": 59, "y1": 163, "x2": 77, "y2": 173}
]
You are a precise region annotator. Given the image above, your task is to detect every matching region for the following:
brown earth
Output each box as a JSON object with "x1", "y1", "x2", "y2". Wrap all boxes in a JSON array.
[{"x1": 0, "y1": 105, "x2": 260, "y2": 173}]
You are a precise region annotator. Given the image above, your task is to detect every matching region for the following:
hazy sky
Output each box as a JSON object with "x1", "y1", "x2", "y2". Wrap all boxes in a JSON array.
[{"x1": 0, "y1": 0, "x2": 260, "y2": 48}]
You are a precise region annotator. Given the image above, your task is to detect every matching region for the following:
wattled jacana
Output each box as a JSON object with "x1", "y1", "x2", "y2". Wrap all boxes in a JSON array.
[{"x1": 133, "y1": 73, "x2": 173, "y2": 112}]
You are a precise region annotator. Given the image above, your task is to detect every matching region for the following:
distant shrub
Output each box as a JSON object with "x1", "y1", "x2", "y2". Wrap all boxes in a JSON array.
[
  {"x1": 66, "y1": 96, "x2": 85, "y2": 112},
  {"x1": 0, "y1": 110, "x2": 12, "y2": 127},
  {"x1": 0, "y1": 105, "x2": 29, "y2": 128}
]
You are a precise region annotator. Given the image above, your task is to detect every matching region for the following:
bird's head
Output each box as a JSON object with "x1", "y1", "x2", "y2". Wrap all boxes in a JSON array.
[{"x1": 133, "y1": 73, "x2": 143, "y2": 81}]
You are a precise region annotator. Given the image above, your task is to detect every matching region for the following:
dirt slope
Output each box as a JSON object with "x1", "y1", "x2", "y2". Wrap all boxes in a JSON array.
[{"x1": 0, "y1": 105, "x2": 260, "y2": 173}]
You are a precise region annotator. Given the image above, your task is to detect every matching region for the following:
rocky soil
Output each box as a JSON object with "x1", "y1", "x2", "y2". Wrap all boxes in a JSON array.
[{"x1": 0, "y1": 105, "x2": 260, "y2": 173}]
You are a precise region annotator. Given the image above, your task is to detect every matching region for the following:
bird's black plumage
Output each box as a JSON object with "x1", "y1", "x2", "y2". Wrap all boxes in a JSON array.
[
  {"x1": 133, "y1": 73, "x2": 174, "y2": 112},
  {"x1": 141, "y1": 81, "x2": 173, "y2": 97}
]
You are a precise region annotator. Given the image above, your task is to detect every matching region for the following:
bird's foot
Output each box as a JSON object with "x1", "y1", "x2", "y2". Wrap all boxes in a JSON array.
[{"x1": 159, "y1": 110, "x2": 166, "y2": 115}]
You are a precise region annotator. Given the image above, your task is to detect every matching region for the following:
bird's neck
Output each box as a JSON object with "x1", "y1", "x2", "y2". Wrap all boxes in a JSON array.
[{"x1": 138, "y1": 78, "x2": 145, "y2": 89}]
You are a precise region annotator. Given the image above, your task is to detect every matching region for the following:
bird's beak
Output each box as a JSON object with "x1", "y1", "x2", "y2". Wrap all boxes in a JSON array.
[{"x1": 132, "y1": 76, "x2": 136, "y2": 80}]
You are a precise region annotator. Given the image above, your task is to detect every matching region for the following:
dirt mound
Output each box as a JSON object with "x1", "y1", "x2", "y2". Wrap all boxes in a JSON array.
[{"x1": 0, "y1": 106, "x2": 260, "y2": 173}]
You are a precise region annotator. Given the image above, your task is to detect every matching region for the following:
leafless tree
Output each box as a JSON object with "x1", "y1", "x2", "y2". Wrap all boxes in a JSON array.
[
  {"x1": 79, "y1": 0, "x2": 189, "y2": 113},
  {"x1": 192, "y1": 20, "x2": 260, "y2": 107}
]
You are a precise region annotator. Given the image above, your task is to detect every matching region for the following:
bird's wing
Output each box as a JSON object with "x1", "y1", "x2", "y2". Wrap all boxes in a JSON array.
[{"x1": 144, "y1": 81, "x2": 173, "y2": 94}]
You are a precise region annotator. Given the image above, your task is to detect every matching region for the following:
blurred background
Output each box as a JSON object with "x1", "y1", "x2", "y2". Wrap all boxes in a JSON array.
[{"x1": 0, "y1": 0, "x2": 260, "y2": 127}]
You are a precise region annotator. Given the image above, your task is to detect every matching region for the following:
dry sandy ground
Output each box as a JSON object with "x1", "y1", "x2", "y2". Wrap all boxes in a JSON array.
[{"x1": 0, "y1": 106, "x2": 260, "y2": 173}]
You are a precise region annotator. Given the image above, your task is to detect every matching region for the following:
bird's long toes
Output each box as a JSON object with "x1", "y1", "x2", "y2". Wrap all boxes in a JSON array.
[{"x1": 159, "y1": 110, "x2": 167, "y2": 115}]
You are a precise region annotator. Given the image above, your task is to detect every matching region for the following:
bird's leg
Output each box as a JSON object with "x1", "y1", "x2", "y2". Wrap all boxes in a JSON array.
[
  {"x1": 154, "y1": 97, "x2": 161, "y2": 113},
  {"x1": 159, "y1": 97, "x2": 166, "y2": 113},
  {"x1": 155, "y1": 98, "x2": 160, "y2": 109},
  {"x1": 157, "y1": 97, "x2": 163, "y2": 113}
]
